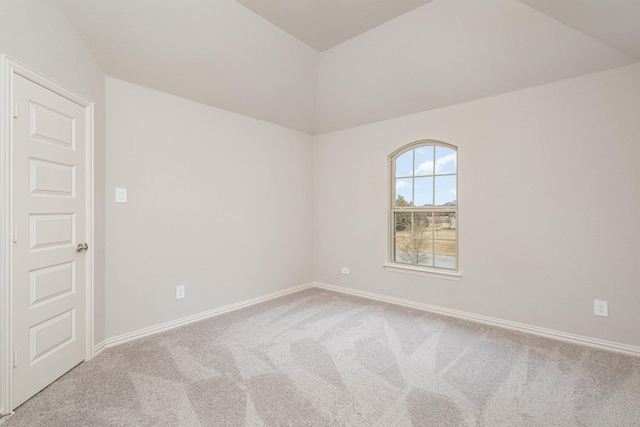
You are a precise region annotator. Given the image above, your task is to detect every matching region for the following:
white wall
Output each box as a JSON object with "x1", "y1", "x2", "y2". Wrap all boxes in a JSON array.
[
  {"x1": 313, "y1": 64, "x2": 640, "y2": 348},
  {"x1": 105, "y1": 77, "x2": 313, "y2": 338},
  {"x1": 0, "y1": 0, "x2": 106, "y2": 342}
]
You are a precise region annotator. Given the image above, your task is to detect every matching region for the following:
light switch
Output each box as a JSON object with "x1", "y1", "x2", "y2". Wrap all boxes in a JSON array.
[{"x1": 115, "y1": 187, "x2": 127, "y2": 203}]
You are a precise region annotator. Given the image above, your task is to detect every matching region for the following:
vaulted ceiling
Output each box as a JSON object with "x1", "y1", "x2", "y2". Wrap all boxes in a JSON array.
[
  {"x1": 55, "y1": 0, "x2": 639, "y2": 134},
  {"x1": 234, "y1": 0, "x2": 436, "y2": 52}
]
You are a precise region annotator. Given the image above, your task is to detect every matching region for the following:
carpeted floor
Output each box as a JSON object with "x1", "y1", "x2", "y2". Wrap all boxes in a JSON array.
[{"x1": 1, "y1": 288, "x2": 639, "y2": 426}]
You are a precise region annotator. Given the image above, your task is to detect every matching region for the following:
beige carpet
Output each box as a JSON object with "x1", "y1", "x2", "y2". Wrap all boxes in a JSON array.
[{"x1": 1, "y1": 288, "x2": 639, "y2": 426}]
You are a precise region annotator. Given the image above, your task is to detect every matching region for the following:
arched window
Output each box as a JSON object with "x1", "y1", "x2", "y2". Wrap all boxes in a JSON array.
[{"x1": 389, "y1": 140, "x2": 458, "y2": 273}]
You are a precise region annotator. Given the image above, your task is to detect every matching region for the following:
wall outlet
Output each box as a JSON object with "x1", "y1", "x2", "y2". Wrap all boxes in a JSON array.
[
  {"x1": 176, "y1": 285, "x2": 185, "y2": 300},
  {"x1": 594, "y1": 300, "x2": 608, "y2": 317},
  {"x1": 115, "y1": 187, "x2": 127, "y2": 203},
  {"x1": 341, "y1": 267, "x2": 350, "y2": 274}
]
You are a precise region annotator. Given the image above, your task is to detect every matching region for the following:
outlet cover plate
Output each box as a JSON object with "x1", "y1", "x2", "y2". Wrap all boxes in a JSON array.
[
  {"x1": 176, "y1": 285, "x2": 185, "y2": 299},
  {"x1": 594, "y1": 300, "x2": 608, "y2": 317},
  {"x1": 115, "y1": 187, "x2": 127, "y2": 203}
]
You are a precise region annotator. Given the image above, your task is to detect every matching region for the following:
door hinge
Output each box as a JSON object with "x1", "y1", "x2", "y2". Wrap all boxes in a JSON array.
[
  {"x1": 13, "y1": 351, "x2": 18, "y2": 368},
  {"x1": 12, "y1": 226, "x2": 18, "y2": 243},
  {"x1": 12, "y1": 101, "x2": 18, "y2": 118}
]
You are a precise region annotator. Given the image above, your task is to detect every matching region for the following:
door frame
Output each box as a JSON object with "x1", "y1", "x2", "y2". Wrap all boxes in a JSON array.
[{"x1": 0, "y1": 56, "x2": 95, "y2": 415}]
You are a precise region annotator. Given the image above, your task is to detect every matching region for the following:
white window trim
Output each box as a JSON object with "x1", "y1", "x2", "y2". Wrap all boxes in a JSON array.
[
  {"x1": 382, "y1": 263, "x2": 461, "y2": 280},
  {"x1": 387, "y1": 139, "x2": 460, "y2": 277}
]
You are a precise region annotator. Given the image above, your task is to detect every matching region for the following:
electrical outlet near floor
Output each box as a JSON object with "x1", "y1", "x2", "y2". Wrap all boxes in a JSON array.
[
  {"x1": 176, "y1": 285, "x2": 185, "y2": 300},
  {"x1": 341, "y1": 267, "x2": 350, "y2": 274},
  {"x1": 594, "y1": 300, "x2": 608, "y2": 317}
]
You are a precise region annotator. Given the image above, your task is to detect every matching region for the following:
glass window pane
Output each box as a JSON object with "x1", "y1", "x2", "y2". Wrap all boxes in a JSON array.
[
  {"x1": 414, "y1": 146, "x2": 434, "y2": 176},
  {"x1": 414, "y1": 239, "x2": 433, "y2": 266},
  {"x1": 394, "y1": 237, "x2": 411, "y2": 263},
  {"x1": 391, "y1": 143, "x2": 458, "y2": 272},
  {"x1": 414, "y1": 177, "x2": 433, "y2": 207},
  {"x1": 395, "y1": 238, "x2": 433, "y2": 266},
  {"x1": 394, "y1": 212, "x2": 412, "y2": 236},
  {"x1": 395, "y1": 178, "x2": 413, "y2": 206},
  {"x1": 434, "y1": 175, "x2": 456, "y2": 206},
  {"x1": 413, "y1": 212, "x2": 433, "y2": 240},
  {"x1": 395, "y1": 150, "x2": 413, "y2": 177},
  {"x1": 434, "y1": 239, "x2": 456, "y2": 269},
  {"x1": 433, "y1": 212, "x2": 456, "y2": 240},
  {"x1": 435, "y1": 146, "x2": 457, "y2": 175}
]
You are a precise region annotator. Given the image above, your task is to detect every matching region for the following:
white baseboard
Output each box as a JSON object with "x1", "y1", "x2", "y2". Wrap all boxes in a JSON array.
[
  {"x1": 312, "y1": 282, "x2": 640, "y2": 357},
  {"x1": 94, "y1": 283, "x2": 314, "y2": 354},
  {"x1": 93, "y1": 340, "x2": 107, "y2": 357}
]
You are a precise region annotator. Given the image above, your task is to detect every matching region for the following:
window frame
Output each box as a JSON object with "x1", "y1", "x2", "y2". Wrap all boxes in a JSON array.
[{"x1": 384, "y1": 140, "x2": 460, "y2": 279}]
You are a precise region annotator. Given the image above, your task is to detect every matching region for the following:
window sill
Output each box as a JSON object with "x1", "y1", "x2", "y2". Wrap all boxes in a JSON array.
[{"x1": 382, "y1": 263, "x2": 461, "y2": 281}]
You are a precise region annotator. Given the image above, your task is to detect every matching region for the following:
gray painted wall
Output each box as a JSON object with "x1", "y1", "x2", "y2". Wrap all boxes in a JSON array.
[{"x1": 104, "y1": 78, "x2": 314, "y2": 338}]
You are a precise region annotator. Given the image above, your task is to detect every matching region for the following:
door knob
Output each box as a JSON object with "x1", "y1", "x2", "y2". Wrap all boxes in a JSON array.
[{"x1": 76, "y1": 243, "x2": 89, "y2": 252}]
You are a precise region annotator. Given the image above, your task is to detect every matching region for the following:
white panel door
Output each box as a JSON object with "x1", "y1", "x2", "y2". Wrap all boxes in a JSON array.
[{"x1": 11, "y1": 74, "x2": 87, "y2": 408}]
